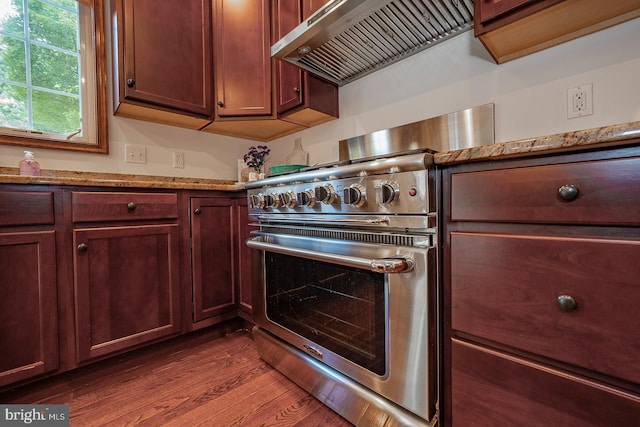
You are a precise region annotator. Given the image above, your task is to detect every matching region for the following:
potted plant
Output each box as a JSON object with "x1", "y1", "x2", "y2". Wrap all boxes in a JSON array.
[{"x1": 243, "y1": 145, "x2": 270, "y2": 181}]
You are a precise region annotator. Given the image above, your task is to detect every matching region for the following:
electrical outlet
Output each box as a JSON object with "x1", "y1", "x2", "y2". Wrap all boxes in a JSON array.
[
  {"x1": 125, "y1": 144, "x2": 147, "y2": 164},
  {"x1": 173, "y1": 152, "x2": 185, "y2": 168},
  {"x1": 567, "y1": 84, "x2": 593, "y2": 119}
]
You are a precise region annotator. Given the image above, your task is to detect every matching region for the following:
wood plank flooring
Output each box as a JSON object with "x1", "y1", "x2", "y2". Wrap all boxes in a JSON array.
[{"x1": 0, "y1": 328, "x2": 352, "y2": 426}]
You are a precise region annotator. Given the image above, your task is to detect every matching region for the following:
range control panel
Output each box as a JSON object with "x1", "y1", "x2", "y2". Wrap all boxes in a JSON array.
[{"x1": 247, "y1": 169, "x2": 433, "y2": 216}]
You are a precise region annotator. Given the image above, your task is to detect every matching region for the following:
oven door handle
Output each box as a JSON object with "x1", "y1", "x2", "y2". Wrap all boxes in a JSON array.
[
  {"x1": 247, "y1": 237, "x2": 414, "y2": 273},
  {"x1": 256, "y1": 215, "x2": 390, "y2": 225}
]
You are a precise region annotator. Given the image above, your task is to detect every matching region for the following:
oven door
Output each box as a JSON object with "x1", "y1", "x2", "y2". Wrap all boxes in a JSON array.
[{"x1": 247, "y1": 231, "x2": 436, "y2": 421}]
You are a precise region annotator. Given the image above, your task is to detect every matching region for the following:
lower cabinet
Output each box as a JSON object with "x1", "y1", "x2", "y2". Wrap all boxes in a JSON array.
[
  {"x1": 443, "y1": 147, "x2": 640, "y2": 426},
  {"x1": 451, "y1": 339, "x2": 640, "y2": 426},
  {"x1": 236, "y1": 197, "x2": 256, "y2": 320},
  {"x1": 0, "y1": 231, "x2": 58, "y2": 387},
  {"x1": 72, "y1": 191, "x2": 181, "y2": 362},
  {"x1": 189, "y1": 197, "x2": 236, "y2": 325},
  {"x1": 0, "y1": 185, "x2": 253, "y2": 389}
]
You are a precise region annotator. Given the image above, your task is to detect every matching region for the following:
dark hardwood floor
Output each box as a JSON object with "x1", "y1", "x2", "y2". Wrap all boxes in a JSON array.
[{"x1": 0, "y1": 328, "x2": 352, "y2": 426}]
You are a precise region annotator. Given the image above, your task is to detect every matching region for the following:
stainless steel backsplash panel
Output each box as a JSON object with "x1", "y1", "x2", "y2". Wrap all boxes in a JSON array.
[{"x1": 339, "y1": 103, "x2": 494, "y2": 161}]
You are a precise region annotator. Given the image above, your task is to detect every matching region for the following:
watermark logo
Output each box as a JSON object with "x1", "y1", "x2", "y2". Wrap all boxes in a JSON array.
[{"x1": 0, "y1": 405, "x2": 68, "y2": 426}]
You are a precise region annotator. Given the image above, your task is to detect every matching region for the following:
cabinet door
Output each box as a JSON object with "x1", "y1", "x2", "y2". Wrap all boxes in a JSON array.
[
  {"x1": 191, "y1": 198, "x2": 236, "y2": 322},
  {"x1": 451, "y1": 339, "x2": 640, "y2": 426},
  {"x1": 119, "y1": 0, "x2": 212, "y2": 116},
  {"x1": 74, "y1": 224, "x2": 181, "y2": 362},
  {"x1": 274, "y1": 0, "x2": 303, "y2": 113},
  {"x1": 236, "y1": 198, "x2": 257, "y2": 320},
  {"x1": 214, "y1": 0, "x2": 272, "y2": 117},
  {"x1": 274, "y1": 0, "x2": 338, "y2": 125},
  {"x1": 0, "y1": 231, "x2": 58, "y2": 386}
]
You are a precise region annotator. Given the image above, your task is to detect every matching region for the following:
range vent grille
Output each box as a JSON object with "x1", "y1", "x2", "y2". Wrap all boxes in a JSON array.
[
  {"x1": 273, "y1": 0, "x2": 474, "y2": 86},
  {"x1": 258, "y1": 226, "x2": 432, "y2": 248}
]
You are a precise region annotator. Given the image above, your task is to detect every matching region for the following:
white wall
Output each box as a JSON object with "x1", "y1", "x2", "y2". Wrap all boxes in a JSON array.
[{"x1": 1, "y1": 17, "x2": 638, "y2": 179}]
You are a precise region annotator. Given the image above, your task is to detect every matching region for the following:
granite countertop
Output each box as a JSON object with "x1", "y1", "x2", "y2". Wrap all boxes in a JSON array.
[
  {"x1": 2, "y1": 121, "x2": 639, "y2": 189},
  {"x1": 434, "y1": 121, "x2": 640, "y2": 165},
  {"x1": 0, "y1": 168, "x2": 245, "y2": 191}
]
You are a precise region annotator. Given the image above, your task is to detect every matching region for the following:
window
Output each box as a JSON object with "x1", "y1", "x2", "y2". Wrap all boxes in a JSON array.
[{"x1": 0, "y1": 0, "x2": 107, "y2": 153}]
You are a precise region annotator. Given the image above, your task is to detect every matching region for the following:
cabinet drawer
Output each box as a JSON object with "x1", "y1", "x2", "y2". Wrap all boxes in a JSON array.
[
  {"x1": 451, "y1": 232, "x2": 640, "y2": 384},
  {"x1": 72, "y1": 192, "x2": 177, "y2": 223},
  {"x1": 0, "y1": 191, "x2": 54, "y2": 226},
  {"x1": 451, "y1": 339, "x2": 640, "y2": 426},
  {"x1": 450, "y1": 157, "x2": 640, "y2": 225}
]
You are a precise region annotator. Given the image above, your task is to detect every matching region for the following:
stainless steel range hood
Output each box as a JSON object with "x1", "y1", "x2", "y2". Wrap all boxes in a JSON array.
[{"x1": 271, "y1": 0, "x2": 474, "y2": 86}]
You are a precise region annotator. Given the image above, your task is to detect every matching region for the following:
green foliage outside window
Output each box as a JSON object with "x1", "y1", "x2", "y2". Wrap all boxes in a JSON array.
[{"x1": 0, "y1": 0, "x2": 81, "y2": 136}]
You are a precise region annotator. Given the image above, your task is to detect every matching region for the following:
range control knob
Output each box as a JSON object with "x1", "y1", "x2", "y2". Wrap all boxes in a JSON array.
[
  {"x1": 297, "y1": 189, "x2": 315, "y2": 207},
  {"x1": 279, "y1": 191, "x2": 296, "y2": 208},
  {"x1": 343, "y1": 184, "x2": 366, "y2": 207},
  {"x1": 249, "y1": 194, "x2": 262, "y2": 209},
  {"x1": 315, "y1": 184, "x2": 337, "y2": 204},
  {"x1": 270, "y1": 193, "x2": 282, "y2": 208},
  {"x1": 376, "y1": 181, "x2": 399, "y2": 206},
  {"x1": 262, "y1": 193, "x2": 274, "y2": 208}
]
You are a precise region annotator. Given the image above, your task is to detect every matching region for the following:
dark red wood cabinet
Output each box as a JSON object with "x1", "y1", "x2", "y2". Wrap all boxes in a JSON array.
[
  {"x1": 213, "y1": 0, "x2": 272, "y2": 118},
  {"x1": 189, "y1": 197, "x2": 237, "y2": 325},
  {"x1": 475, "y1": 0, "x2": 558, "y2": 29},
  {"x1": 72, "y1": 192, "x2": 182, "y2": 362},
  {"x1": 474, "y1": 0, "x2": 640, "y2": 64},
  {"x1": 442, "y1": 147, "x2": 640, "y2": 426},
  {"x1": 236, "y1": 197, "x2": 256, "y2": 321},
  {"x1": 0, "y1": 222, "x2": 58, "y2": 387},
  {"x1": 0, "y1": 186, "x2": 253, "y2": 390},
  {"x1": 272, "y1": 0, "x2": 338, "y2": 127},
  {"x1": 113, "y1": 0, "x2": 213, "y2": 117}
]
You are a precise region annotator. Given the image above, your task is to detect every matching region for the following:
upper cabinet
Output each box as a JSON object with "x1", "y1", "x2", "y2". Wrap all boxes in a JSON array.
[
  {"x1": 212, "y1": 0, "x2": 272, "y2": 118},
  {"x1": 111, "y1": 0, "x2": 213, "y2": 129},
  {"x1": 475, "y1": 0, "x2": 640, "y2": 64},
  {"x1": 273, "y1": 0, "x2": 339, "y2": 127},
  {"x1": 110, "y1": 0, "x2": 338, "y2": 141},
  {"x1": 202, "y1": 0, "x2": 305, "y2": 141}
]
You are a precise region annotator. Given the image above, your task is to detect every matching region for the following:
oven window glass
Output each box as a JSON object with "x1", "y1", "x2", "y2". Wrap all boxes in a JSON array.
[{"x1": 265, "y1": 252, "x2": 386, "y2": 375}]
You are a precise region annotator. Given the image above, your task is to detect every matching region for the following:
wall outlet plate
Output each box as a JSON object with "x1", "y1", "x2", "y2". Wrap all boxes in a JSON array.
[
  {"x1": 173, "y1": 152, "x2": 185, "y2": 168},
  {"x1": 567, "y1": 84, "x2": 593, "y2": 119}
]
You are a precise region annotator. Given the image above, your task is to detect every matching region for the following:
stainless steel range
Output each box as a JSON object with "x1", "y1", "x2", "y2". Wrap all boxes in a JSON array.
[{"x1": 245, "y1": 104, "x2": 494, "y2": 426}]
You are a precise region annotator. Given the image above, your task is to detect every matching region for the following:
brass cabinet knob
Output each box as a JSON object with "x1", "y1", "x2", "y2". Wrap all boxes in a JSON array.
[
  {"x1": 558, "y1": 184, "x2": 579, "y2": 202},
  {"x1": 293, "y1": 87, "x2": 300, "y2": 93},
  {"x1": 194, "y1": 208, "x2": 202, "y2": 215},
  {"x1": 77, "y1": 243, "x2": 89, "y2": 253},
  {"x1": 127, "y1": 78, "x2": 135, "y2": 88},
  {"x1": 556, "y1": 295, "x2": 577, "y2": 312},
  {"x1": 217, "y1": 100, "x2": 224, "y2": 107},
  {"x1": 127, "y1": 202, "x2": 136, "y2": 211}
]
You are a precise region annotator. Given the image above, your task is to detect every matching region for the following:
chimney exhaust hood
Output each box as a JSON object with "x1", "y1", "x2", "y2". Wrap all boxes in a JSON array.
[{"x1": 271, "y1": 0, "x2": 474, "y2": 86}]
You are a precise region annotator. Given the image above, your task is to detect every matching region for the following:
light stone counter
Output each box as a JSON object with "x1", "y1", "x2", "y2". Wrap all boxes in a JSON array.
[
  {"x1": 434, "y1": 121, "x2": 640, "y2": 165},
  {"x1": 0, "y1": 168, "x2": 244, "y2": 191}
]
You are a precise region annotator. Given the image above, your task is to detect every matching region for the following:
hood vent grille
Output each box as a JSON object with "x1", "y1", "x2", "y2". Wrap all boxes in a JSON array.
[{"x1": 272, "y1": 0, "x2": 474, "y2": 86}]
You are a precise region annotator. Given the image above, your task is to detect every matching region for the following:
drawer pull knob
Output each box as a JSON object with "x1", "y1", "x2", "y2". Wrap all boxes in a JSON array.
[
  {"x1": 556, "y1": 295, "x2": 577, "y2": 312},
  {"x1": 77, "y1": 243, "x2": 89, "y2": 253},
  {"x1": 194, "y1": 208, "x2": 202, "y2": 215},
  {"x1": 127, "y1": 202, "x2": 137, "y2": 211},
  {"x1": 558, "y1": 184, "x2": 579, "y2": 202}
]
